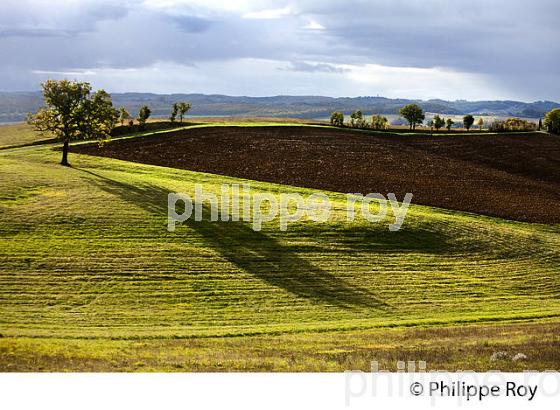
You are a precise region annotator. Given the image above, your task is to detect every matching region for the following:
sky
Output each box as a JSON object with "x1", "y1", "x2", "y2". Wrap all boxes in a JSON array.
[{"x1": 0, "y1": 0, "x2": 559, "y2": 101}]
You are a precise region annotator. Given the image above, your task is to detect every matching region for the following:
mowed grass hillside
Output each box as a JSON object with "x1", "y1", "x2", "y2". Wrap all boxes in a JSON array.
[
  {"x1": 0, "y1": 123, "x2": 54, "y2": 149},
  {"x1": 0, "y1": 123, "x2": 559, "y2": 371}
]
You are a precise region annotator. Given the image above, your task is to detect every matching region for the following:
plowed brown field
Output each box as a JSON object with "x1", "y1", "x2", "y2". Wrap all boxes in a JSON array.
[{"x1": 75, "y1": 126, "x2": 560, "y2": 223}]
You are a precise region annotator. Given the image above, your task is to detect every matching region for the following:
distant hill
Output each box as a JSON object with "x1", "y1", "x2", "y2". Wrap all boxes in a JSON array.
[{"x1": 1, "y1": 91, "x2": 558, "y2": 123}]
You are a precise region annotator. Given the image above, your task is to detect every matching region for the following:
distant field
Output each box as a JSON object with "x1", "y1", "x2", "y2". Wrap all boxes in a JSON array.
[
  {"x1": 0, "y1": 123, "x2": 54, "y2": 149},
  {"x1": 0, "y1": 118, "x2": 324, "y2": 149},
  {"x1": 1, "y1": 122, "x2": 559, "y2": 371}
]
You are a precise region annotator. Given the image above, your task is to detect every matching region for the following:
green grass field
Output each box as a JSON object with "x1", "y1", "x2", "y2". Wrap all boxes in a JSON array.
[{"x1": 1, "y1": 122, "x2": 559, "y2": 371}]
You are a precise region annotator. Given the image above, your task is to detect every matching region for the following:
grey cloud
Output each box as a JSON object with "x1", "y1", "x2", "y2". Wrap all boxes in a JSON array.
[
  {"x1": 168, "y1": 15, "x2": 214, "y2": 33},
  {"x1": 282, "y1": 61, "x2": 349, "y2": 73},
  {"x1": 298, "y1": 0, "x2": 560, "y2": 74},
  {"x1": 0, "y1": 0, "x2": 131, "y2": 38},
  {"x1": 0, "y1": 28, "x2": 78, "y2": 38},
  {"x1": 0, "y1": 0, "x2": 558, "y2": 100}
]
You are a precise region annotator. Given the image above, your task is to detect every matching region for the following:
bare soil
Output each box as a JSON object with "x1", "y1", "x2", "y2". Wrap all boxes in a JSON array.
[{"x1": 74, "y1": 126, "x2": 560, "y2": 223}]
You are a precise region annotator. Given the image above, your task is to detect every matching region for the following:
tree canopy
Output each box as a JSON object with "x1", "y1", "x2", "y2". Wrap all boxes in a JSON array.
[
  {"x1": 170, "y1": 103, "x2": 178, "y2": 122},
  {"x1": 371, "y1": 114, "x2": 388, "y2": 130},
  {"x1": 544, "y1": 108, "x2": 560, "y2": 134},
  {"x1": 118, "y1": 106, "x2": 131, "y2": 126},
  {"x1": 446, "y1": 118, "x2": 454, "y2": 131},
  {"x1": 399, "y1": 104, "x2": 424, "y2": 130},
  {"x1": 489, "y1": 118, "x2": 537, "y2": 132},
  {"x1": 433, "y1": 115, "x2": 445, "y2": 131},
  {"x1": 27, "y1": 79, "x2": 118, "y2": 166},
  {"x1": 350, "y1": 110, "x2": 365, "y2": 128},
  {"x1": 138, "y1": 105, "x2": 152, "y2": 128},
  {"x1": 463, "y1": 114, "x2": 475, "y2": 130},
  {"x1": 330, "y1": 111, "x2": 344, "y2": 127},
  {"x1": 177, "y1": 102, "x2": 192, "y2": 123}
]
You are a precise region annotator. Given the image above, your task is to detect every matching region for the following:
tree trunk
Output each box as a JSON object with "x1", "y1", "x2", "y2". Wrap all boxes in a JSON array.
[{"x1": 61, "y1": 140, "x2": 70, "y2": 166}]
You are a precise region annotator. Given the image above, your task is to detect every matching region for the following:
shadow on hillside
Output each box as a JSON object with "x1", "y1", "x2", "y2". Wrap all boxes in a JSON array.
[
  {"x1": 77, "y1": 168, "x2": 389, "y2": 309},
  {"x1": 285, "y1": 224, "x2": 453, "y2": 255}
]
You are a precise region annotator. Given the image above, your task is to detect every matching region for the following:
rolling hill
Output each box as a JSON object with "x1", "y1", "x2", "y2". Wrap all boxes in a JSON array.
[
  {"x1": 0, "y1": 122, "x2": 559, "y2": 371},
  {"x1": 1, "y1": 92, "x2": 559, "y2": 123}
]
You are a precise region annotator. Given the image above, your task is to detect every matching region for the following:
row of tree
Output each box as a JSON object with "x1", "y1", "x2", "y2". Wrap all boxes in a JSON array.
[
  {"x1": 488, "y1": 118, "x2": 537, "y2": 132},
  {"x1": 331, "y1": 105, "x2": 481, "y2": 131},
  {"x1": 399, "y1": 104, "x2": 483, "y2": 131},
  {"x1": 117, "y1": 105, "x2": 151, "y2": 127},
  {"x1": 116, "y1": 102, "x2": 192, "y2": 127},
  {"x1": 330, "y1": 104, "x2": 560, "y2": 133},
  {"x1": 27, "y1": 80, "x2": 192, "y2": 166},
  {"x1": 330, "y1": 111, "x2": 389, "y2": 130}
]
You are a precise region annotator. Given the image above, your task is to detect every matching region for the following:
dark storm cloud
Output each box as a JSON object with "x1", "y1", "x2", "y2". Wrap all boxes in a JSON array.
[{"x1": 0, "y1": 0, "x2": 558, "y2": 100}]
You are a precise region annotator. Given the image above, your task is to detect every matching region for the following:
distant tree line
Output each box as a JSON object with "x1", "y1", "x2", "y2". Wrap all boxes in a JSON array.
[
  {"x1": 329, "y1": 104, "x2": 559, "y2": 134},
  {"x1": 330, "y1": 104, "x2": 487, "y2": 132},
  {"x1": 118, "y1": 101, "x2": 191, "y2": 128},
  {"x1": 331, "y1": 111, "x2": 389, "y2": 130},
  {"x1": 488, "y1": 118, "x2": 537, "y2": 132}
]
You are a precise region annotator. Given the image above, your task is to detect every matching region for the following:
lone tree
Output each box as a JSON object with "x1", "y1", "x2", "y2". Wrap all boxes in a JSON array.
[
  {"x1": 177, "y1": 102, "x2": 192, "y2": 123},
  {"x1": 330, "y1": 111, "x2": 344, "y2": 127},
  {"x1": 538, "y1": 118, "x2": 542, "y2": 131},
  {"x1": 118, "y1": 106, "x2": 131, "y2": 126},
  {"x1": 137, "y1": 105, "x2": 151, "y2": 129},
  {"x1": 463, "y1": 114, "x2": 475, "y2": 131},
  {"x1": 433, "y1": 115, "x2": 445, "y2": 131},
  {"x1": 446, "y1": 118, "x2": 454, "y2": 131},
  {"x1": 544, "y1": 108, "x2": 560, "y2": 134},
  {"x1": 170, "y1": 103, "x2": 178, "y2": 122},
  {"x1": 477, "y1": 117, "x2": 484, "y2": 130},
  {"x1": 400, "y1": 104, "x2": 424, "y2": 130},
  {"x1": 27, "y1": 80, "x2": 118, "y2": 166}
]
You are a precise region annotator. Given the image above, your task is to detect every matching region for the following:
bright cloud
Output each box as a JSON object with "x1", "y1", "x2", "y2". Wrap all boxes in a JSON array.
[
  {"x1": 303, "y1": 20, "x2": 325, "y2": 30},
  {"x1": 242, "y1": 7, "x2": 292, "y2": 19}
]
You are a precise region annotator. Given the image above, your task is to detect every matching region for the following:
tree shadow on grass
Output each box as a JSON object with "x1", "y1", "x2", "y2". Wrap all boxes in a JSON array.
[
  {"x1": 77, "y1": 169, "x2": 395, "y2": 309},
  {"x1": 285, "y1": 224, "x2": 455, "y2": 255}
]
